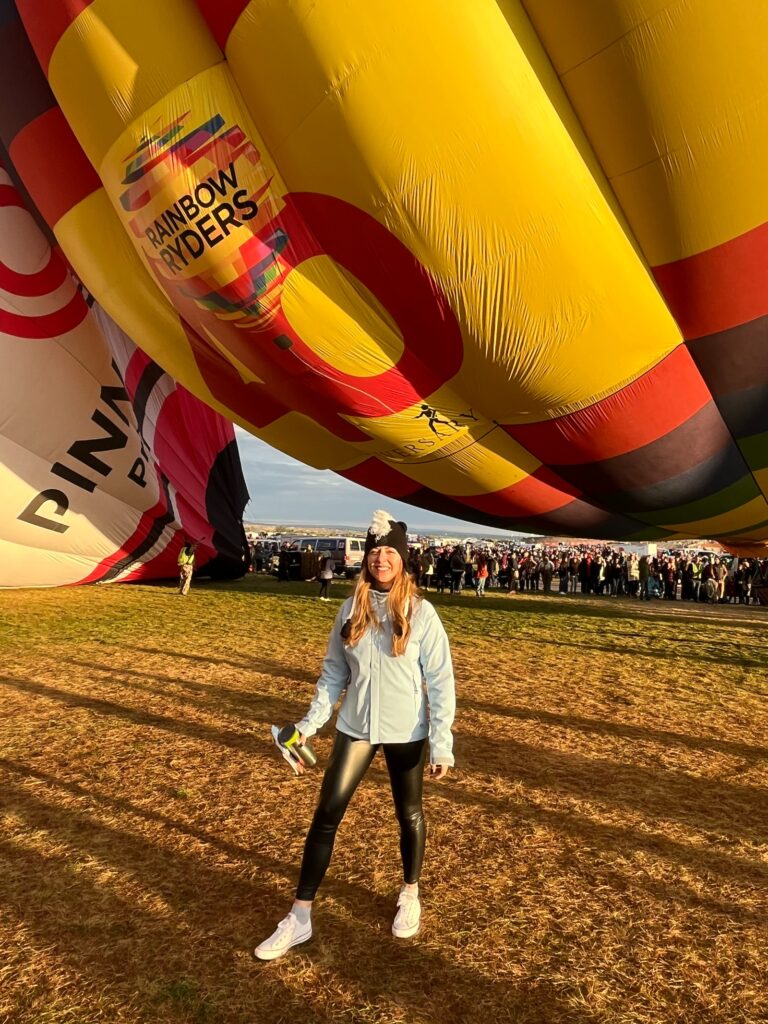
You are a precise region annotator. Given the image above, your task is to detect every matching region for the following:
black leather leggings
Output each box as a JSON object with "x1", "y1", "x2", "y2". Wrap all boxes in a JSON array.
[{"x1": 295, "y1": 730, "x2": 427, "y2": 900}]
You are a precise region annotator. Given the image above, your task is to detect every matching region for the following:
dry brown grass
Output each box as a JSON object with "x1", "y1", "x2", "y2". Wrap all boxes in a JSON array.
[{"x1": 0, "y1": 576, "x2": 766, "y2": 1024}]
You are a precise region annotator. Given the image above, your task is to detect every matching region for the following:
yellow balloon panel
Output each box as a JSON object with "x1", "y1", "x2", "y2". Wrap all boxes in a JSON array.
[
  {"x1": 522, "y1": 0, "x2": 768, "y2": 262},
  {"x1": 7, "y1": 0, "x2": 767, "y2": 545},
  {"x1": 223, "y1": 0, "x2": 683, "y2": 417}
]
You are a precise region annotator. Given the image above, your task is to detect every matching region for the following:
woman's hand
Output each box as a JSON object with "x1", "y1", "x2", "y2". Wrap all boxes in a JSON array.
[{"x1": 429, "y1": 763, "x2": 449, "y2": 781}]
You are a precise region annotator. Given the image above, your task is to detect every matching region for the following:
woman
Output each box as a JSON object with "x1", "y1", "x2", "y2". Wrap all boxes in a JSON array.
[
  {"x1": 420, "y1": 547, "x2": 435, "y2": 590},
  {"x1": 317, "y1": 551, "x2": 334, "y2": 601},
  {"x1": 256, "y1": 511, "x2": 456, "y2": 960},
  {"x1": 557, "y1": 556, "x2": 568, "y2": 594},
  {"x1": 474, "y1": 554, "x2": 488, "y2": 597}
]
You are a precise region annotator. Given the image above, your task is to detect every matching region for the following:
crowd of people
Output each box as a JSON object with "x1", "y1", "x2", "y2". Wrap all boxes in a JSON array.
[
  {"x1": 405, "y1": 544, "x2": 768, "y2": 606},
  {"x1": 247, "y1": 514, "x2": 762, "y2": 963},
  {"x1": 246, "y1": 535, "x2": 768, "y2": 607}
]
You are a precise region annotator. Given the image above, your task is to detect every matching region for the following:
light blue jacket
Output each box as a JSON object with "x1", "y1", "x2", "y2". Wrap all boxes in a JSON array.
[{"x1": 296, "y1": 591, "x2": 456, "y2": 766}]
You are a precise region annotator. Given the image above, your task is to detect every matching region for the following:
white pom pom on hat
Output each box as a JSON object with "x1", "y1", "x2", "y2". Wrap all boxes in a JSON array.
[
  {"x1": 369, "y1": 509, "x2": 397, "y2": 541},
  {"x1": 364, "y1": 509, "x2": 409, "y2": 563}
]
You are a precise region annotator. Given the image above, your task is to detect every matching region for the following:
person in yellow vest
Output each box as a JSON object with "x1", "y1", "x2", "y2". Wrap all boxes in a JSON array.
[{"x1": 177, "y1": 540, "x2": 198, "y2": 596}]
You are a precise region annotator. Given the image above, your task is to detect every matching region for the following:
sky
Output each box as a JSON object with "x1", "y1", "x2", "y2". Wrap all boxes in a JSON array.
[{"x1": 235, "y1": 428, "x2": 525, "y2": 537}]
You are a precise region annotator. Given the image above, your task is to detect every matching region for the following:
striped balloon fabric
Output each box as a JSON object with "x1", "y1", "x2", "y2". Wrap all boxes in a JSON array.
[
  {"x1": 0, "y1": 153, "x2": 248, "y2": 587},
  {"x1": 2, "y1": 0, "x2": 767, "y2": 549}
]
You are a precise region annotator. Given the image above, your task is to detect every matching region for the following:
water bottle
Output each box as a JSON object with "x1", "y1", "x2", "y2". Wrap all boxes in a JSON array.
[{"x1": 271, "y1": 724, "x2": 317, "y2": 771}]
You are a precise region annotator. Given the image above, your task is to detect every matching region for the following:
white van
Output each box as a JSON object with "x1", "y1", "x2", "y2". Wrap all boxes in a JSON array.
[{"x1": 290, "y1": 536, "x2": 365, "y2": 577}]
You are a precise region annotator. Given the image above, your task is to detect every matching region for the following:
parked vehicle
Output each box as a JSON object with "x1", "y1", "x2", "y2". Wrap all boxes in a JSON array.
[
  {"x1": 621, "y1": 542, "x2": 658, "y2": 559},
  {"x1": 289, "y1": 536, "x2": 364, "y2": 578}
]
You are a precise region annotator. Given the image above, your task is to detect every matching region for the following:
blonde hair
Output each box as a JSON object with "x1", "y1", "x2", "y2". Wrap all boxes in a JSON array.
[{"x1": 345, "y1": 561, "x2": 419, "y2": 656}]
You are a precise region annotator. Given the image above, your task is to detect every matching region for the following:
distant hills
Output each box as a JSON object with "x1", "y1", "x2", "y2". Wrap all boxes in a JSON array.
[
  {"x1": 244, "y1": 521, "x2": 725, "y2": 550},
  {"x1": 245, "y1": 519, "x2": 528, "y2": 540}
]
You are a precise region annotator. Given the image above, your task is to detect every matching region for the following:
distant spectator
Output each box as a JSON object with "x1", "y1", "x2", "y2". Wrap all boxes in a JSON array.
[
  {"x1": 317, "y1": 552, "x2": 335, "y2": 601},
  {"x1": 449, "y1": 547, "x2": 465, "y2": 594},
  {"x1": 420, "y1": 548, "x2": 435, "y2": 589},
  {"x1": 177, "y1": 540, "x2": 197, "y2": 596},
  {"x1": 475, "y1": 555, "x2": 489, "y2": 597},
  {"x1": 540, "y1": 555, "x2": 555, "y2": 592}
]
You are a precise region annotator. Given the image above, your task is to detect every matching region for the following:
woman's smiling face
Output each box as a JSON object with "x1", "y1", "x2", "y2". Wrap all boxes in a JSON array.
[{"x1": 367, "y1": 546, "x2": 403, "y2": 586}]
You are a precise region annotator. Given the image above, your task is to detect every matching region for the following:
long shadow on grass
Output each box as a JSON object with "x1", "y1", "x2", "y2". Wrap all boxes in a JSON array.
[
  {"x1": 584, "y1": 860, "x2": 767, "y2": 929},
  {"x1": 359, "y1": 760, "x2": 768, "y2": 928},
  {"x1": 19, "y1": 659, "x2": 765, "y2": 846},
  {"x1": 6, "y1": 756, "x2": 764, "y2": 936},
  {"x1": 0, "y1": 756, "x2": 382, "y2": 913},
  {"x1": 437, "y1": 601, "x2": 768, "y2": 669},
  {"x1": 119, "y1": 643, "x2": 319, "y2": 685},
  {"x1": 7, "y1": 755, "x2": 764, "y2": 935},
  {"x1": 430, "y1": 591, "x2": 768, "y2": 632},
  {"x1": 0, "y1": 675, "x2": 274, "y2": 756},
  {"x1": 529, "y1": 635, "x2": 768, "y2": 671},
  {"x1": 0, "y1": 772, "x2": 591, "y2": 1024},
  {"x1": 61, "y1": 657, "x2": 310, "y2": 725},
  {"x1": 122, "y1": 613, "x2": 768, "y2": 676},
  {"x1": 28, "y1": 649, "x2": 765, "y2": 845},
  {"x1": 459, "y1": 702, "x2": 768, "y2": 762},
  {"x1": 419, "y1": 769, "x2": 768, "y2": 887},
  {"x1": 0, "y1": 804, "x2": 338, "y2": 1024},
  {"x1": 449, "y1": 620, "x2": 768, "y2": 670},
  {"x1": 454, "y1": 730, "x2": 768, "y2": 844}
]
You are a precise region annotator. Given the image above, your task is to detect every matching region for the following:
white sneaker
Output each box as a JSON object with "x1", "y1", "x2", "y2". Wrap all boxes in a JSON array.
[
  {"x1": 254, "y1": 912, "x2": 312, "y2": 961},
  {"x1": 392, "y1": 887, "x2": 421, "y2": 938}
]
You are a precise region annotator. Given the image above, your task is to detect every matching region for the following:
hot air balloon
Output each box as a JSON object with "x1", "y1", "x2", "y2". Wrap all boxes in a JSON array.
[
  {"x1": 2, "y1": 0, "x2": 767, "y2": 551},
  {"x1": 0, "y1": 149, "x2": 248, "y2": 587}
]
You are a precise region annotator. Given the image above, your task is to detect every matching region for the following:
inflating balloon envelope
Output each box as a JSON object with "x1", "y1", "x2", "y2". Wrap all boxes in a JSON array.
[
  {"x1": 0, "y1": 153, "x2": 248, "y2": 587},
  {"x1": 1, "y1": 0, "x2": 767, "y2": 565}
]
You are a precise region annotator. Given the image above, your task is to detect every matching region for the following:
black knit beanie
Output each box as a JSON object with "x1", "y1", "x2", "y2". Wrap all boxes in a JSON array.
[{"x1": 363, "y1": 509, "x2": 409, "y2": 565}]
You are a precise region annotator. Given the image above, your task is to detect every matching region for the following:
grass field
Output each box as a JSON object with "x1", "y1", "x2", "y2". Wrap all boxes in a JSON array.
[{"x1": 1, "y1": 575, "x2": 767, "y2": 1024}]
